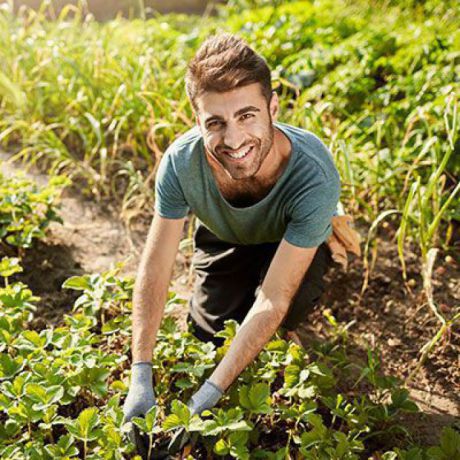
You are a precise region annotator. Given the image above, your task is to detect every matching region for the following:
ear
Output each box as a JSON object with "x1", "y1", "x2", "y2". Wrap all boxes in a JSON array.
[{"x1": 269, "y1": 91, "x2": 279, "y2": 121}]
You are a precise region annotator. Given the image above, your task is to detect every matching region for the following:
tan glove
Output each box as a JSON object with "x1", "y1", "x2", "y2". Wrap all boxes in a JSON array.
[{"x1": 326, "y1": 215, "x2": 361, "y2": 271}]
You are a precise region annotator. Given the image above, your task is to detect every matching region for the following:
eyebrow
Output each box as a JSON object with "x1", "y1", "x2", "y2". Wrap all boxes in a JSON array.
[{"x1": 204, "y1": 106, "x2": 261, "y2": 125}]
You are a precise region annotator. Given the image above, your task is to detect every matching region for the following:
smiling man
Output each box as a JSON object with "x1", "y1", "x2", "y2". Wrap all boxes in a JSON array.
[{"x1": 123, "y1": 33, "x2": 345, "y2": 453}]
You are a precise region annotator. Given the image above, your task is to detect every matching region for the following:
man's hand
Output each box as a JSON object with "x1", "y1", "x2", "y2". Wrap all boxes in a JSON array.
[
  {"x1": 123, "y1": 362, "x2": 156, "y2": 421},
  {"x1": 186, "y1": 379, "x2": 224, "y2": 416},
  {"x1": 166, "y1": 379, "x2": 224, "y2": 456},
  {"x1": 123, "y1": 361, "x2": 156, "y2": 455}
]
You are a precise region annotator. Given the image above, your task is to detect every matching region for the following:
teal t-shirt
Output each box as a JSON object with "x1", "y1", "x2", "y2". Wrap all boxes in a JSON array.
[{"x1": 154, "y1": 121, "x2": 341, "y2": 248}]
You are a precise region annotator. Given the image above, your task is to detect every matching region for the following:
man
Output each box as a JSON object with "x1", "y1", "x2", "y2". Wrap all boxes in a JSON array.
[{"x1": 123, "y1": 33, "x2": 350, "y2": 454}]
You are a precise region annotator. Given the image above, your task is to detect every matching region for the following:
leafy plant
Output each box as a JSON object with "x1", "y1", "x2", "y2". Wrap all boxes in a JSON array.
[{"x1": 0, "y1": 172, "x2": 69, "y2": 255}]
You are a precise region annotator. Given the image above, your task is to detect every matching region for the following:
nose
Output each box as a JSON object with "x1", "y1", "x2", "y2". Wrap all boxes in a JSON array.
[{"x1": 222, "y1": 122, "x2": 244, "y2": 150}]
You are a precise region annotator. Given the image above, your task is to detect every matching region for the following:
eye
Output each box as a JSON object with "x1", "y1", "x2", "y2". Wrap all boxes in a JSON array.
[
  {"x1": 241, "y1": 113, "x2": 254, "y2": 121},
  {"x1": 207, "y1": 120, "x2": 222, "y2": 129}
]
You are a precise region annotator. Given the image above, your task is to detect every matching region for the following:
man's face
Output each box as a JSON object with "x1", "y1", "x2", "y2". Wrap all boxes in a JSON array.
[{"x1": 195, "y1": 82, "x2": 278, "y2": 180}]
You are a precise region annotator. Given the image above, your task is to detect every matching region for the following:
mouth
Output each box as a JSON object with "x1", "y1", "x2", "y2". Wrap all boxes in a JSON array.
[{"x1": 222, "y1": 144, "x2": 255, "y2": 162}]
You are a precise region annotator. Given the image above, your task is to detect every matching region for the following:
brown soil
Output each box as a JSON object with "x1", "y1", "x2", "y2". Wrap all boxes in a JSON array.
[
  {"x1": 1, "y1": 153, "x2": 458, "y2": 449},
  {"x1": 299, "y1": 224, "x2": 460, "y2": 445}
]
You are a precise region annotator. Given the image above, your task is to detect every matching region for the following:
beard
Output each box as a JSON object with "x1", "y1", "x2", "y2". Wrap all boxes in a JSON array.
[{"x1": 209, "y1": 118, "x2": 275, "y2": 181}]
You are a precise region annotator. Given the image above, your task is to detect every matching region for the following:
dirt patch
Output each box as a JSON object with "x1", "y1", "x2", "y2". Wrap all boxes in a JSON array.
[
  {"x1": 304, "y1": 225, "x2": 460, "y2": 445},
  {"x1": 325, "y1": 234, "x2": 458, "y2": 397},
  {"x1": 1, "y1": 151, "x2": 192, "y2": 326}
]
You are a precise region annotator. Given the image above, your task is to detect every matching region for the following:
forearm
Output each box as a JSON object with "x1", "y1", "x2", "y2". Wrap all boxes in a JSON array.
[
  {"x1": 131, "y1": 271, "x2": 169, "y2": 362},
  {"x1": 209, "y1": 294, "x2": 288, "y2": 391}
]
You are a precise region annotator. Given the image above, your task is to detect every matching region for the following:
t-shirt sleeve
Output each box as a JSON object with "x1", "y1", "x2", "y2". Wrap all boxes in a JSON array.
[
  {"x1": 154, "y1": 148, "x2": 190, "y2": 219},
  {"x1": 284, "y1": 171, "x2": 341, "y2": 248}
]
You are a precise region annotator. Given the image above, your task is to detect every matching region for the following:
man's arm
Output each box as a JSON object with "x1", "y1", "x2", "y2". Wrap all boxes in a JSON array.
[
  {"x1": 208, "y1": 239, "x2": 318, "y2": 391},
  {"x1": 131, "y1": 213, "x2": 186, "y2": 362}
]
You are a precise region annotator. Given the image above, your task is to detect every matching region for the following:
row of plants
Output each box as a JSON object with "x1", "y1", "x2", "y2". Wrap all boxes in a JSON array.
[
  {"x1": 1, "y1": 253, "x2": 459, "y2": 459},
  {"x1": 1, "y1": 1, "x2": 458, "y2": 222},
  {"x1": 0, "y1": 0, "x2": 458, "y2": 456}
]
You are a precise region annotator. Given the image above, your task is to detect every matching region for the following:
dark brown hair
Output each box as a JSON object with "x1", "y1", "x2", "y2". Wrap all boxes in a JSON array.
[{"x1": 185, "y1": 33, "x2": 272, "y2": 113}]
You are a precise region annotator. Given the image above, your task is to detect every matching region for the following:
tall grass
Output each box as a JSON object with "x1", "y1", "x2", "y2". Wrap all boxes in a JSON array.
[{"x1": 0, "y1": 0, "x2": 212, "y2": 205}]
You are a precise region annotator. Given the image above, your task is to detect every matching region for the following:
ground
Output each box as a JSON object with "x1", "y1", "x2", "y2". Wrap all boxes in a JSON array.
[
  {"x1": 317, "y1": 235, "x2": 459, "y2": 445},
  {"x1": 1, "y1": 153, "x2": 458, "y2": 447}
]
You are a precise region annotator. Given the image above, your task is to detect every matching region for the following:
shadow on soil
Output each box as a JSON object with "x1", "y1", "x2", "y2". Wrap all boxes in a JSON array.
[{"x1": 2, "y1": 238, "x2": 85, "y2": 329}]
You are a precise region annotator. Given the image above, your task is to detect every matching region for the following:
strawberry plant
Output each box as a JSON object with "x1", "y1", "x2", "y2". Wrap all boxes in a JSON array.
[
  {"x1": 0, "y1": 172, "x2": 70, "y2": 255},
  {"x1": 0, "y1": 256, "x2": 458, "y2": 458}
]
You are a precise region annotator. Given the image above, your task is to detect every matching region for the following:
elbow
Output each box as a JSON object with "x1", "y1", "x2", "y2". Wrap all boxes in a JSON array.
[
  {"x1": 270, "y1": 299, "x2": 291, "y2": 323},
  {"x1": 258, "y1": 290, "x2": 290, "y2": 321}
]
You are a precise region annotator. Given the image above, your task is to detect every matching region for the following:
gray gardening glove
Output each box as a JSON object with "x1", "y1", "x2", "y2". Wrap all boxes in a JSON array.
[
  {"x1": 186, "y1": 379, "x2": 224, "y2": 416},
  {"x1": 123, "y1": 362, "x2": 156, "y2": 422},
  {"x1": 166, "y1": 379, "x2": 224, "y2": 455},
  {"x1": 123, "y1": 361, "x2": 156, "y2": 456}
]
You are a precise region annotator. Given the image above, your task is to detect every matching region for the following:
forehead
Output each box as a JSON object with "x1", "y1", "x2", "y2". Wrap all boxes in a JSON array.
[{"x1": 195, "y1": 82, "x2": 266, "y2": 117}]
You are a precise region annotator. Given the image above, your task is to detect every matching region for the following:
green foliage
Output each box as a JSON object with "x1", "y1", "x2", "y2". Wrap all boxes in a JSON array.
[
  {"x1": 239, "y1": 383, "x2": 272, "y2": 414},
  {"x1": 0, "y1": 172, "x2": 69, "y2": 250},
  {"x1": 0, "y1": 0, "x2": 458, "y2": 241},
  {"x1": 383, "y1": 426, "x2": 460, "y2": 459},
  {"x1": 162, "y1": 400, "x2": 192, "y2": 431},
  {"x1": 0, "y1": 256, "x2": 457, "y2": 457},
  {"x1": 427, "y1": 427, "x2": 460, "y2": 459}
]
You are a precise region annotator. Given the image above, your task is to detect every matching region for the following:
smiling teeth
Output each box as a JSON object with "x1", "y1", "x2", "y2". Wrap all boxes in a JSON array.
[{"x1": 228, "y1": 145, "x2": 253, "y2": 159}]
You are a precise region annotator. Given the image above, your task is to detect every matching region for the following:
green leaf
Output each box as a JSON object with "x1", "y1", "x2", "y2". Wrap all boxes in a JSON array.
[
  {"x1": 171, "y1": 361, "x2": 213, "y2": 377},
  {"x1": 131, "y1": 406, "x2": 161, "y2": 436},
  {"x1": 0, "y1": 353, "x2": 24, "y2": 379},
  {"x1": 298, "y1": 385, "x2": 316, "y2": 399},
  {"x1": 214, "y1": 438, "x2": 229, "y2": 455},
  {"x1": 72, "y1": 367, "x2": 110, "y2": 397},
  {"x1": 0, "y1": 69, "x2": 26, "y2": 108},
  {"x1": 174, "y1": 378, "x2": 195, "y2": 390},
  {"x1": 215, "y1": 320, "x2": 238, "y2": 340},
  {"x1": 239, "y1": 383, "x2": 272, "y2": 414},
  {"x1": 0, "y1": 419, "x2": 21, "y2": 440},
  {"x1": 131, "y1": 415, "x2": 149, "y2": 433},
  {"x1": 25, "y1": 383, "x2": 64, "y2": 409},
  {"x1": 0, "y1": 257, "x2": 22, "y2": 278},
  {"x1": 44, "y1": 434, "x2": 79, "y2": 457},
  {"x1": 430, "y1": 426, "x2": 460, "y2": 459},
  {"x1": 284, "y1": 364, "x2": 300, "y2": 387},
  {"x1": 381, "y1": 452, "x2": 398, "y2": 460},
  {"x1": 390, "y1": 389, "x2": 419, "y2": 413},
  {"x1": 62, "y1": 276, "x2": 91, "y2": 291},
  {"x1": 162, "y1": 400, "x2": 191, "y2": 431},
  {"x1": 144, "y1": 405, "x2": 158, "y2": 433},
  {"x1": 265, "y1": 339, "x2": 289, "y2": 352},
  {"x1": 300, "y1": 414, "x2": 328, "y2": 450},
  {"x1": 66, "y1": 407, "x2": 100, "y2": 441}
]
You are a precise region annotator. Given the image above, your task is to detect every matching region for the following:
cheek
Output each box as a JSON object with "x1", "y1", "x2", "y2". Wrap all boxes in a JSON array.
[
  {"x1": 248, "y1": 122, "x2": 268, "y2": 136},
  {"x1": 204, "y1": 135, "x2": 220, "y2": 152}
]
